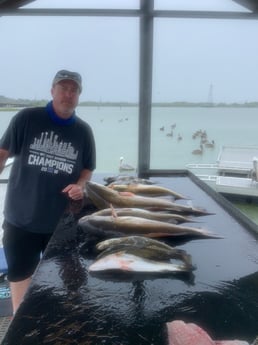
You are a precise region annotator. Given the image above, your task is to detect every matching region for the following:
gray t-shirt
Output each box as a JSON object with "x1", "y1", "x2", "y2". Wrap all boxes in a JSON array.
[{"x1": 0, "y1": 104, "x2": 96, "y2": 233}]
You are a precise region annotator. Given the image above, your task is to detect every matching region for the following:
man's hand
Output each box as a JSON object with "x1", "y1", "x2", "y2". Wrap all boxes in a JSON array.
[{"x1": 62, "y1": 184, "x2": 84, "y2": 200}]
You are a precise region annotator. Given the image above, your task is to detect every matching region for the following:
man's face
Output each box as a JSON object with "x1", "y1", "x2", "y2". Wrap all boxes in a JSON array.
[{"x1": 51, "y1": 80, "x2": 80, "y2": 119}]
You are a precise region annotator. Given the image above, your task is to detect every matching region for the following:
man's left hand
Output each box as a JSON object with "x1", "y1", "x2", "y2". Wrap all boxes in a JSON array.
[{"x1": 62, "y1": 184, "x2": 84, "y2": 200}]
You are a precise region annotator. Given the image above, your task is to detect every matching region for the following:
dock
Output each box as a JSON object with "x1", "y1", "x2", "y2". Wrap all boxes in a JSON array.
[
  {"x1": 187, "y1": 145, "x2": 258, "y2": 199},
  {"x1": 217, "y1": 145, "x2": 258, "y2": 176}
]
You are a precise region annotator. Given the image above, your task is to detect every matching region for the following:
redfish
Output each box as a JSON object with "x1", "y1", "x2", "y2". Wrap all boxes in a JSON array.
[
  {"x1": 108, "y1": 183, "x2": 187, "y2": 199},
  {"x1": 85, "y1": 181, "x2": 209, "y2": 216},
  {"x1": 79, "y1": 215, "x2": 220, "y2": 239}
]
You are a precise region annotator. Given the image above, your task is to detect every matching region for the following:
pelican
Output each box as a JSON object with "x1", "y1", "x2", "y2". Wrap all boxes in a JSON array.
[
  {"x1": 192, "y1": 144, "x2": 203, "y2": 155},
  {"x1": 119, "y1": 157, "x2": 135, "y2": 172}
]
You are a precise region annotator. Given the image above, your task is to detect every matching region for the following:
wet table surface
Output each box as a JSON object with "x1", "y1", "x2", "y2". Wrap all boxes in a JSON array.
[{"x1": 2, "y1": 172, "x2": 258, "y2": 345}]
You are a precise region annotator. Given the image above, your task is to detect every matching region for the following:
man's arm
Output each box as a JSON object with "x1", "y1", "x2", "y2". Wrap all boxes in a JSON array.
[
  {"x1": 76, "y1": 169, "x2": 93, "y2": 188},
  {"x1": 0, "y1": 149, "x2": 9, "y2": 174}
]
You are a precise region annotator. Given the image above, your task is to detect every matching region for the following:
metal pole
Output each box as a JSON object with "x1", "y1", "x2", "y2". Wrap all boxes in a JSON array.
[{"x1": 138, "y1": 0, "x2": 154, "y2": 175}]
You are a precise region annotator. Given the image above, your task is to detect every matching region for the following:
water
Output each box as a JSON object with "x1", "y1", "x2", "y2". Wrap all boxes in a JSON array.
[
  {"x1": 0, "y1": 105, "x2": 258, "y2": 246},
  {"x1": 1, "y1": 106, "x2": 258, "y2": 172},
  {"x1": 150, "y1": 106, "x2": 258, "y2": 169}
]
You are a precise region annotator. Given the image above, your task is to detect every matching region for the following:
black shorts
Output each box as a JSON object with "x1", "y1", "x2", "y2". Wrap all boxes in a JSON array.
[{"x1": 2, "y1": 220, "x2": 52, "y2": 282}]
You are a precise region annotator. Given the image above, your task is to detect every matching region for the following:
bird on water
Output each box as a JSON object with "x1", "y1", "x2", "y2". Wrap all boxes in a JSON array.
[
  {"x1": 192, "y1": 144, "x2": 203, "y2": 155},
  {"x1": 119, "y1": 157, "x2": 135, "y2": 172}
]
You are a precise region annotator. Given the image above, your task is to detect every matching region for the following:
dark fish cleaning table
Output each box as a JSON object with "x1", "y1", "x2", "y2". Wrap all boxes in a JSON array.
[{"x1": 2, "y1": 171, "x2": 258, "y2": 345}]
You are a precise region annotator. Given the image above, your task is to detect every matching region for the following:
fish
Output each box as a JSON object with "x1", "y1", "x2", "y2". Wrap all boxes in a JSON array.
[
  {"x1": 91, "y1": 207, "x2": 196, "y2": 224},
  {"x1": 89, "y1": 251, "x2": 191, "y2": 273},
  {"x1": 85, "y1": 181, "x2": 210, "y2": 216},
  {"x1": 166, "y1": 320, "x2": 250, "y2": 345},
  {"x1": 103, "y1": 175, "x2": 155, "y2": 185},
  {"x1": 108, "y1": 183, "x2": 187, "y2": 199},
  {"x1": 97, "y1": 235, "x2": 183, "y2": 252},
  {"x1": 95, "y1": 235, "x2": 193, "y2": 268},
  {"x1": 79, "y1": 215, "x2": 220, "y2": 239}
]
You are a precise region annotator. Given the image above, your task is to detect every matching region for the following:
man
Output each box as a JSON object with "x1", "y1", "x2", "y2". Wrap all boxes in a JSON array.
[{"x1": 0, "y1": 70, "x2": 96, "y2": 313}]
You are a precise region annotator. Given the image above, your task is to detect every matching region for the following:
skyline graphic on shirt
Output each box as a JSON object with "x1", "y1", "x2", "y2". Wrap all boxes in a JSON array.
[{"x1": 29, "y1": 131, "x2": 78, "y2": 160}]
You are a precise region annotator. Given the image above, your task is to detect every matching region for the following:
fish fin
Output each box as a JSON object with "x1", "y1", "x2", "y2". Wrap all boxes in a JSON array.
[{"x1": 110, "y1": 204, "x2": 117, "y2": 218}]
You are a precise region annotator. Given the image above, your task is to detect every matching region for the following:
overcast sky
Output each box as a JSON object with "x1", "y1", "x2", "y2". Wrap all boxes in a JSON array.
[{"x1": 0, "y1": 0, "x2": 257, "y2": 103}]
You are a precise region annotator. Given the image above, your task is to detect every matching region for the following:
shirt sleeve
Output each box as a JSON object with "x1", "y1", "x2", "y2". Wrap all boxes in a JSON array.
[
  {"x1": 82, "y1": 123, "x2": 96, "y2": 171},
  {"x1": 0, "y1": 110, "x2": 26, "y2": 156}
]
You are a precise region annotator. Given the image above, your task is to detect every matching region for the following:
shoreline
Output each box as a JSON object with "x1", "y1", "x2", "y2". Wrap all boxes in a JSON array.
[{"x1": 1, "y1": 102, "x2": 258, "y2": 110}]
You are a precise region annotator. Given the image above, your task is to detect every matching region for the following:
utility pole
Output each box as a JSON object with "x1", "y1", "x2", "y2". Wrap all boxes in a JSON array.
[{"x1": 208, "y1": 83, "x2": 214, "y2": 105}]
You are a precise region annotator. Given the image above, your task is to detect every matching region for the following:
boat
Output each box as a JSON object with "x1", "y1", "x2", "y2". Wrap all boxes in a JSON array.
[{"x1": 186, "y1": 145, "x2": 258, "y2": 200}]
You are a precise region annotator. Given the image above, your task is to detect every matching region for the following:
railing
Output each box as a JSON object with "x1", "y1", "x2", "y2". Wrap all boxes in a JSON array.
[{"x1": 186, "y1": 163, "x2": 218, "y2": 169}]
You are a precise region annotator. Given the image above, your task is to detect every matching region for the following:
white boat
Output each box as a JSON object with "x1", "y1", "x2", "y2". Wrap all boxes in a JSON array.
[{"x1": 186, "y1": 145, "x2": 258, "y2": 199}]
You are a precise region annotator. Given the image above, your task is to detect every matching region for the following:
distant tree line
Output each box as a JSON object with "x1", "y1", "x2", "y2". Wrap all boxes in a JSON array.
[
  {"x1": 0, "y1": 95, "x2": 47, "y2": 107},
  {"x1": 0, "y1": 95, "x2": 258, "y2": 108}
]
